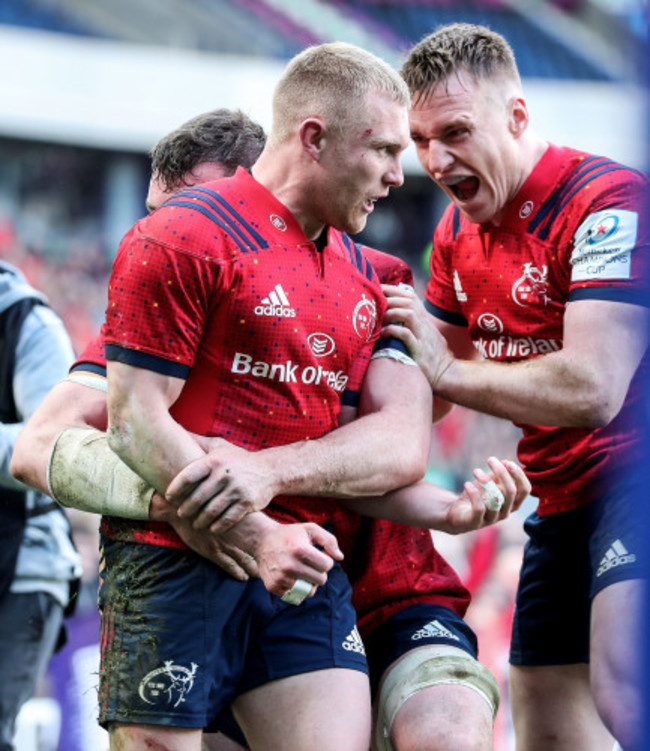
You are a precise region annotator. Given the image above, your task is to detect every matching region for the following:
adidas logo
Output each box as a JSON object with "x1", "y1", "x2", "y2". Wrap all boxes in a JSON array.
[
  {"x1": 453, "y1": 270, "x2": 467, "y2": 302},
  {"x1": 254, "y1": 284, "x2": 296, "y2": 318},
  {"x1": 342, "y1": 626, "x2": 366, "y2": 655},
  {"x1": 596, "y1": 539, "x2": 636, "y2": 577},
  {"x1": 411, "y1": 619, "x2": 460, "y2": 642}
]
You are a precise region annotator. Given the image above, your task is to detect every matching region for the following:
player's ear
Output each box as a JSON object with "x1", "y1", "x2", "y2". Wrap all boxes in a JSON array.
[
  {"x1": 508, "y1": 96, "x2": 529, "y2": 138},
  {"x1": 299, "y1": 117, "x2": 327, "y2": 162}
]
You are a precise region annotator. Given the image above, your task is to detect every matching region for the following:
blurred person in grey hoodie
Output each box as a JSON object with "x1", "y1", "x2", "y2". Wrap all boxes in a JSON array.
[{"x1": 0, "y1": 260, "x2": 81, "y2": 751}]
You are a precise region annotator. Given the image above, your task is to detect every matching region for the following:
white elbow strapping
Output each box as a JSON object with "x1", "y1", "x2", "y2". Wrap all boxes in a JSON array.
[
  {"x1": 65, "y1": 372, "x2": 108, "y2": 392},
  {"x1": 374, "y1": 645, "x2": 501, "y2": 751},
  {"x1": 370, "y1": 348, "x2": 417, "y2": 366},
  {"x1": 47, "y1": 426, "x2": 153, "y2": 519}
]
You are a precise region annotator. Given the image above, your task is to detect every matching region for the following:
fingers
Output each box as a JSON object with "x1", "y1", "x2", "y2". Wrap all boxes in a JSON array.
[
  {"x1": 380, "y1": 283, "x2": 418, "y2": 340},
  {"x1": 502, "y1": 458, "x2": 531, "y2": 509},
  {"x1": 305, "y1": 523, "x2": 343, "y2": 562},
  {"x1": 166, "y1": 457, "x2": 216, "y2": 508},
  {"x1": 173, "y1": 477, "x2": 238, "y2": 531},
  {"x1": 380, "y1": 322, "x2": 415, "y2": 349},
  {"x1": 226, "y1": 547, "x2": 259, "y2": 579},
  {"x1": 168, "y1": 466, "x2": 251, "y2": 534},
  {"x1": 381, "y1": 283, "x2": 417, "y2": 303},
  {"x1": 472, "y1": 457, "x2": 529, "y2": 523},
  {"x1": 461, "y1": 481, "x2": 491, "y2": 527},
  {"x1": 210, "y1": 552, "x2": 251, "y2": 582},
  {"x1": 258, "y1": 523, "x2": 339, "y2": 599},
  {"x1": 203, "y1": 495, "x2": 250, "y2": 534}
]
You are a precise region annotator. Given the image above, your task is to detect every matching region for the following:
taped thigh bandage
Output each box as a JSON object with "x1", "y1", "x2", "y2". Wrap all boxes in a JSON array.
[
  {"x1": 374, "y1": 645, "x2": 501, "y2": 751},
  {"x1": 47, "y1": 426, "x2": 154, "y2": 519}
]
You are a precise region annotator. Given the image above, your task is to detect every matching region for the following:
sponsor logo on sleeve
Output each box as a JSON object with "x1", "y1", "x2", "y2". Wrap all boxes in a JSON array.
[
  {"x1": 270, "y1": 214, "x2": 287, "y2": 231},
  {"x1": 571, "y1": 209, "x2": 637, "y2": 282}
]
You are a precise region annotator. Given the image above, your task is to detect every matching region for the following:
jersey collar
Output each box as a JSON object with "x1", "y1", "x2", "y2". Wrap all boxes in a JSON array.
[
  {"x1": 496, "y1": 143, "x2": 568, "y2": 231},
  {"x1": 234, "y1": 167, "x2": 313, "y2": 244}
]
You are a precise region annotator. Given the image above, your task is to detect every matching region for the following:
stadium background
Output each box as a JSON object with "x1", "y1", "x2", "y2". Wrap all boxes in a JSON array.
[{"x1": 0, "y1": 1, "x2": 645, "y2": 749}]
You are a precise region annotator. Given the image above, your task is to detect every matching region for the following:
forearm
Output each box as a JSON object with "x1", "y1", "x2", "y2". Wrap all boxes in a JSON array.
[
  {"x1": 247, "y1": 358, "x2": 432, "y2": 499},
  {"x1": 341, "y1": 456, "x2": 529, "y2": 533},
  {"x1": 108, "y1": 411, "x2": 202, "y2": 495},
  {"x1": 434, "y1": 299, "x2": 647, "y2": 428},
  {"x1": 254, "y1": 416, "x2": 427, "y2": 499},
  {"x1": 48, "y1": 427, "x2": 154, "y2": 518},
  {"x1": 341, "y1": 480, "x2": 455, "y2": 528},
  {"x1": 106, "y1": 363, "x2": 203, "y2": 494},
  {"x1": 436, "y1": 353, "x2": 609, "y2": 428}
]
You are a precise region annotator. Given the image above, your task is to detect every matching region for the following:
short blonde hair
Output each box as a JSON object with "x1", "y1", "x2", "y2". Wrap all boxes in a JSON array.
[{"x1": 271, "y1": 42, "x2": 410, "y2": 144}]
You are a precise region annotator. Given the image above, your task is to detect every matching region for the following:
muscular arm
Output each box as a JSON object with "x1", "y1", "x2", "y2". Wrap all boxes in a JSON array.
[
  {"x1": 340, "y1": 456, "x2": 530, "y2": 533},
  {"x1": 167, "y1": 356, "x2": 432, "y2": 530},
  {"x1": 13, "y1": 369, "x2": 338, "y2": 591},
  {"x1": 383, "y1": 286, "x2": 648, "y2": 428},
  {"x1": 11, "y1": 375, "x2": 107, "y2": 494},
  {"x1": 259, "y1": 355, "x2": 432, "y2": 497}
]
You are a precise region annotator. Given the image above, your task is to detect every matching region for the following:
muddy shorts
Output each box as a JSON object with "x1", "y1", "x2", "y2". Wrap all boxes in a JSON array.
[{"x1": 97, "y1": 537, "x2": 368, "y2": 730}]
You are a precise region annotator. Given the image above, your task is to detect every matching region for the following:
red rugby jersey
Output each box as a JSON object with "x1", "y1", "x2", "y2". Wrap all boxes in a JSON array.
[
  {"x1": 102, "y1": 168, "x2": 386, "y2": 541},
  {"x1": 77, "y1": 243, "x2": 471, "y2": 628},
  {"x1": 425, "y1": 144, "x2": 650, "y2": 515},
  {"x1": 336, "y1": 246, "x2": 470, "y2": 635}
]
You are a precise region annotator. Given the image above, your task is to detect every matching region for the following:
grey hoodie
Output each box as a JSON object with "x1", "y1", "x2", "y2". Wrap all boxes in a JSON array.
[{"x1": 0, "y1": 261, "x2": 81, "y2": 606}]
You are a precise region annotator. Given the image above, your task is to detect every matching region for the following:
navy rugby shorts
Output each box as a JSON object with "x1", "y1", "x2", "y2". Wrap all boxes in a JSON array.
[
  {"x1": 218, "y1": 602, "x2": 479, "y2": 748},
  {"x1": 510, "y1": 472, "x2": 646, "y2": 666},
  {"x1": 363, "y1": 603, "x2": 479, "y2": 696},
  {"x1": 97, "y1": 537, "x2": 368, "y2": 730}
]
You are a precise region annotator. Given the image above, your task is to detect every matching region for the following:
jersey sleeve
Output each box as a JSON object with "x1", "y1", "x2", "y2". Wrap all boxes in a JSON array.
[
  {"x1": 104, "y1": 223, "x2": 223, "y2": 377},
  {"x1": 568, "y1": 171, "x2": 650, "y2": 306},
  {"x1": 358, "y1": 244, "x2": 414, "y2": 287},
  {"x1": 356, "y1": 244, "x2": 416, "y2": 363},
  {"x1": 71, "y1": 326, "x2": 107, "y2": 375},
  {"x1": 424, "y1": 206, "x2": 468, "y2": 326}
]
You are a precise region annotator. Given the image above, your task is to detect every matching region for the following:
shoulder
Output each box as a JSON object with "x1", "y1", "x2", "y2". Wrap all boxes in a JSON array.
[
  {"x1": 356, "y1": 244, "x2": 414, "y2": 287},
  {"x1": 141, "y1": 174, "x2": 269, "y2": 259},
  {"x1": 560, "y1": 146, "x2": 648, "y2": 210}
]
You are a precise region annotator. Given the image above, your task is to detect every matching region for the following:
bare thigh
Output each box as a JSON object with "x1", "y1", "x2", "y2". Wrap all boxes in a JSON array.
[
  {"x1": 109, "y1": 723, "x2": 203, "y2": 751},
  {"x1": 233, "y1": 668, "x2": 371, "y2": 751},
  {"x1": 202, "y1": 732, "x2": 246, "y2": 751},
  {"x1": 509, "y1": 663, "x2": 614, "y2": 751},
  {"x1": 591, "y1": 579, "x2": 643, "y2": 750}
]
